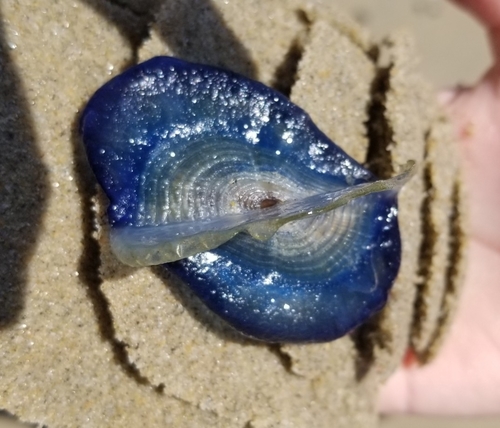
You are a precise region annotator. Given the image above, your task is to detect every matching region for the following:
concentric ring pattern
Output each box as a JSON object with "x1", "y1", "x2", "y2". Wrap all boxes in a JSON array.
[{"x1": 81, "y1": 56, "x2": 403, "y2": 342}]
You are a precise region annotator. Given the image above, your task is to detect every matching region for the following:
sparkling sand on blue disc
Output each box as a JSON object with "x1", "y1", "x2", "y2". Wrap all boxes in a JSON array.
[{"x1": 81, "y1": 56, "x2": 406, "y2": 343}]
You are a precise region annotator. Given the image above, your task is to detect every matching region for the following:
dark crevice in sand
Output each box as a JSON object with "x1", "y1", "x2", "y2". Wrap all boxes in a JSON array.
[
  {"x1": 105, "y1": 0, "x2": 168, "y2": 64},
  {"x1": 364, "y1": 55, "x2": 394, "y2": 179},
  {"x1": 0, "y1": 10, "x2": 50, "y2": 329},
  {"x1": 70, "y1": 113, "x2": 158, "y2": 390},
  {"x1": 410, "y1": 134, "x2": 436, "y2": 349},
  {"x1": 0, "y1": 410, "x2": 40, "y2": 427},
  {"x1": 79, "y1": 0, "x2": 154, "y2": 65},
  {"x1": 351, "y1": 51, "x2": 396, "y2": 381},
  {"x1": 416, "y1": 181, "x2": 465, "y2": 362},
  {"x1": 271, "y1": 37, "x2": 304, "y2": 97},
  {"x1": 271, "y1": 10, "x2": 311, "y2": 97},
  {"x1": 351, "y1": 312, "x2": 391, "y2": 381},
  {"x1": 267, "y1": 344, "x2": 295, "y2": 374},
  {"x1": 445, "y1": 182, "x2": 466, "y2": 309}
]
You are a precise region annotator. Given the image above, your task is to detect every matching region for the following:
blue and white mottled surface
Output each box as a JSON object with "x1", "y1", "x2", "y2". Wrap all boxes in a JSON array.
[{"x1": 81, "y1": 56, "x2": 404, "y2": 343}]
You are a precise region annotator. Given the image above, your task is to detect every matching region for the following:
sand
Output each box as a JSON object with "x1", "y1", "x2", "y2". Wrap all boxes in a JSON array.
[{"x1": 0, "y1": 1, "x2": 467, "y2": 427}]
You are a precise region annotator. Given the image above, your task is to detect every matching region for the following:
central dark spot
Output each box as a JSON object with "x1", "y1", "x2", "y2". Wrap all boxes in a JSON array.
[{"x1": 259, "y1": 197, "x2": 280, "y2": 209}]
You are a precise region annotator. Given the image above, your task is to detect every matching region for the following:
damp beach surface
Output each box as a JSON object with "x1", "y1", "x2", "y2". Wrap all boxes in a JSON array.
[{"x1": 0, "y1": 1, "x2": 470, "y2": 427}]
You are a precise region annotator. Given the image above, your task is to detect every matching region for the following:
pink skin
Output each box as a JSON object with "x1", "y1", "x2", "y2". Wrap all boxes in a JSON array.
[{"x1": 378, "y1": 0, "x2": 500, "y2": 414}]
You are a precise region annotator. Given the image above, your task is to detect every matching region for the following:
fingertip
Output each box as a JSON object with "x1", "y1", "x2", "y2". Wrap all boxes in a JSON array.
[
  {"x1": 451, "y1": 0, "x2": 500, "y2": 29},
  {"x1": 438, "y1": 88, "x2": 460, "y2": 106},
  {"x1": 402, "y1": 347, "x2": 418, "y2": 368},
  {"x1": 377, "y1": 367, "x2": 411, "y2": 413}
]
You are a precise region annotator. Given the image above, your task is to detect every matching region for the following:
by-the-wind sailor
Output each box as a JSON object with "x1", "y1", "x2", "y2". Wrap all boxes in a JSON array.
[{"x1": 80, "y1": 56, "x2": 414, "y2": 343}]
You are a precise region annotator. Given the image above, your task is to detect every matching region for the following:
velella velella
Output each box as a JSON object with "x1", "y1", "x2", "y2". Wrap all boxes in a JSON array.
[{"x1": 80, "y1": 56, "x2": 414, "y2": 343}]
